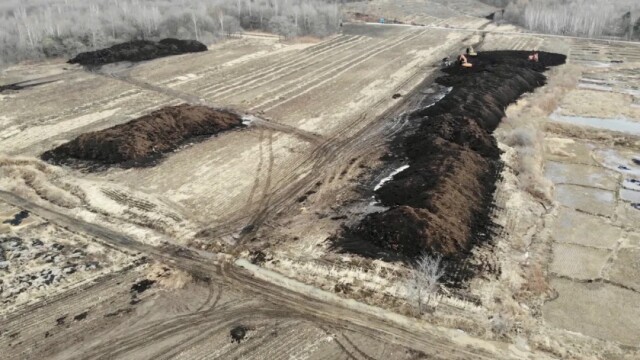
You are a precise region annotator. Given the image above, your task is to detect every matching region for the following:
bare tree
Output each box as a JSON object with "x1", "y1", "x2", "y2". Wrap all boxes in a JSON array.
[
  {"x1": 0, "y1": 0, "x2": 342, "y2": 68},
  {"x1": 406, "y1": 254, "x2": 444, "y2": 315}
]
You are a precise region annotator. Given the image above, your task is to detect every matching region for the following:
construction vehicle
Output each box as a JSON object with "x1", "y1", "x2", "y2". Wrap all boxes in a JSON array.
[
  {"x1": 466, "y1": 46, "x2": 478, "y2": 56},
  {"x1": 458, "y1": 54, "x2": 473, "y2": 68}
]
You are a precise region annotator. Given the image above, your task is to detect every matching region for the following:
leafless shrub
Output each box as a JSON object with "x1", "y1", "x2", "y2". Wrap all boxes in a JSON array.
[
  {"x1": 406, "y1": 254, "x2": 444, "y2": 315},
  {"x1": 490, "y1": 312, "x2": 513, "y2": 338},
  {"x1": 0, "y1": 0, "x2": 341, "y2": 67}
]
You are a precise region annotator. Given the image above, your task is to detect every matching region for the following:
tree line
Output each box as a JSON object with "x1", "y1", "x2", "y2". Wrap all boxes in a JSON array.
[
  {"x1": 0, "y1": 0, "x2": 342, "y2": 67},
  {"x1": 484, "y1": 0, "x2": 640, "y2": 40}
]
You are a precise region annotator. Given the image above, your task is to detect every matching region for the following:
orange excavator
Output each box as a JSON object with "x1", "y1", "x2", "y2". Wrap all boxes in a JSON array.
[{"x1": 458, "y1": 54, "x2": 473, "y2": 68}]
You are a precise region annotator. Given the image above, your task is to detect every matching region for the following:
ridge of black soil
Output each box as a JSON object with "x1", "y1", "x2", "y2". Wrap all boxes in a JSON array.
[
  {"x1": 334, "y1": 51, "x2": 565, "y2": 282},
  {"x1": 0, "y1": 80, "x2": 58, "y2": 93},
  {"x1": 68, "y1": 38, "x2": 207, "y2": 66},
  {"x1": 41, "y1": 104, "x2": 243, "y2": 169}
]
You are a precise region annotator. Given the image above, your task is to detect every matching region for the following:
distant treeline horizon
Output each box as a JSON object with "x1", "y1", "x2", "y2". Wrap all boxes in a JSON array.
[
  {"x1": 0, "y1": 0, "x2": 342, "y2": 67},
  {"x1": 481, "y1": 0, "x2": 640, "y2": 39}
]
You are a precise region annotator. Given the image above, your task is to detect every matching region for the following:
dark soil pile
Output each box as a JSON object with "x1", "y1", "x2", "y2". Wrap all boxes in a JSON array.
[
  {"x1": 0, "y1": 80, "x2": 58, "y2": 93},
  {"x1": 68, "y1": 38, "x2": 207, "y2": 66},
  {"x1": 42, "y1": 104, "x2": 242, "y2": 167},
  {"x1": 337, "y1": 51, "x2": 565, "y2": 267}
]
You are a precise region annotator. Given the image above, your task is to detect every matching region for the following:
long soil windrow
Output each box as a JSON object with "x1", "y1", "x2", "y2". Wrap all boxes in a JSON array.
[{"x1": 338, "y1": 51, "x2": 566, "y2": 284}]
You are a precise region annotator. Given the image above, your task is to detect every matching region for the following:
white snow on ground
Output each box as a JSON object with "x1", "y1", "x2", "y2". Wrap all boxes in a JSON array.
[
  {"x1": 241, "y1": 114, "x2": 260, "y2": 126},
  {"x1": 374, "y1": 164, "x2": 409, "y2": 191}
]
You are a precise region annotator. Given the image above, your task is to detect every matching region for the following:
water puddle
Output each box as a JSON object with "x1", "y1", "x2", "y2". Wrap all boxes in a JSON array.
[
  {"x1": 621, "y1": 188, "x2": 640, "y2": 203},
  {"x1": 594, "y1": 149, "x2": 640, "y2": 177},
  {"x1": 550, "y1": 110, "x2": 640, "y2": 136}
]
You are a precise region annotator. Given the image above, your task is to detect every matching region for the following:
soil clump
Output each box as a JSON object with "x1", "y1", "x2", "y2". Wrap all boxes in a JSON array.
[
  {"x1": 68, "y1": 38, "x2": 207, "y2": 66},
  {"x1": 42, "y1": 104, "x2": 243, "y2": 168},
  {"x1": 336, "y1": 51, "x2": 566, "y2": 278}
]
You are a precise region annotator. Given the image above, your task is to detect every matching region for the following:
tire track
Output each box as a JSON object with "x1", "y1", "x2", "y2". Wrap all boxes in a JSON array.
[
  {"x1": 236, "y1": 48, "x2": 438, "y2": 237},
  {"x1": 250, "y1": 29, "x2": 428, "y2": 112},
  {"x1": 202, "y1": 36, "x2": 367, "y2": 99}
]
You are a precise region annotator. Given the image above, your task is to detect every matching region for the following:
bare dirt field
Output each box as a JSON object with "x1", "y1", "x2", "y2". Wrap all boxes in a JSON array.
[{"x1": 2, "y1": 1, "x2": 640, "y2": 358}]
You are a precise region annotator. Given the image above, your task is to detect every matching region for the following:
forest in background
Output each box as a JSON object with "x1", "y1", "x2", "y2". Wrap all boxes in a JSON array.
[
  {"x1": 2, "y1": 0, "x2": 640, "y2": 68},
  {"x1": 482, "y1": 0, "x2": 640, "y2": 40},
  {"x1": 0, "y1": 0, "x2": 341, "y2": 67}
]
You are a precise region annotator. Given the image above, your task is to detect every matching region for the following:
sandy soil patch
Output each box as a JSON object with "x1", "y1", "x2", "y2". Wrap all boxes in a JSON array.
[
  {"x1": 608, "y1": 248, "x2": 640, "y2": 292},
  {"x1": 543, "y1": 277, "x2": 640, "y2": 346},
  {"x1": 551, "y1": 207, "x2": 622, "y2": 249},
  {"x1": 550, "y1": 243, "x2": 610, "y2": 280},
  {"x1": 559, "y1": 89, "x2": 640, "y2": 120}
]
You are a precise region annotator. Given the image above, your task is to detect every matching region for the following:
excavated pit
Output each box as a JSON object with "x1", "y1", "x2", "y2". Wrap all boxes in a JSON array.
[
  {"x1": 42, "y1": 104, "x2": 243, "y2": 169},
  {"x1": 68, "y1": 38, "x2": 207, "y2": 66},
  {"x1": 336, "y1": 51, "x2": 566, "y2": 281}
]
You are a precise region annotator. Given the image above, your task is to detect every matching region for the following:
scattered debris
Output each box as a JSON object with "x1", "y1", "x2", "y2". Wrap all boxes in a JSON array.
[
  {"x1": 632, "y1": 203, "x2": 640, "y2": 211},
  {"x1": 230, "y1": 325, "x2": 249, "y2": 343},
  {"x1": 392, "y1": 93, "x2": 402, "y2": 99},
  {"x1": 56, "y1": 316, "x2": 67, "y2": 326},
  {"x1": 3, "y1": 210, "x2": 30, "y2": 226},
  {"x1": 130, "y1": 279, "x2": 156, "y2": 294},
  {"x1": 632, "y1": 158, "x2": 640, "y2": 166},
  {"x1": 249, "y1": 250, "x2": 268, "y2": 265},
  {"x1": 619, "y1": 165, "x2": 631, "y2": 171},
  {"x1": 73, "y1": 311, "x2": 88, "y2": 321}
]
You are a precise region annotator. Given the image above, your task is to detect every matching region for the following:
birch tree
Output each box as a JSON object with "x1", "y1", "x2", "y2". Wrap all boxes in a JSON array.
[{"x1": 406, "y1": 254, "x2": 444, "y2": 315}]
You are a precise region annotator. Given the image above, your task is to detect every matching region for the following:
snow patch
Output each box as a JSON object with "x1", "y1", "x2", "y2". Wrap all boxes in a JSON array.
[{"x1": 374, "y1": 165, "x2": 409, "y2": 191}]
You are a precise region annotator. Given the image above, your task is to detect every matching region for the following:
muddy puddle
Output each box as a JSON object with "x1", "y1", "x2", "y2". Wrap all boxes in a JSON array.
[{"x1": 333, "y1": 51, "x2": 566, "y2": 283}]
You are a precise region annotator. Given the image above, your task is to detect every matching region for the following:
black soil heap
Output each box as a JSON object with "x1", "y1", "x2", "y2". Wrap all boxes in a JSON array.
[
  {"x1": 338, "y1": 51, "x2": 566, "y2": 271},
  {"x1": 42, "y1": 104, "x2": 243, "y2": 168},
  {"x1": 68, "y1": 38, "x2": 207, "y2": 66}
]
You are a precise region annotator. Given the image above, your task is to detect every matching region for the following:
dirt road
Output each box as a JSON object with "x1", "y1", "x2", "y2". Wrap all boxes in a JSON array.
[{"x1": 0, "y1": 190, "x2": 524, "y2": 359}]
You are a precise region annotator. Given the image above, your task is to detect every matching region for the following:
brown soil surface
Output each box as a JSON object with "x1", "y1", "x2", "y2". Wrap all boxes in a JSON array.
[
  {"x1": 337, "y1": 51, "x2": 566, "y2": 267},
  {"x1": 42, "y1": 104, "x2": 242, "y2": 167},
  {"x1": 68, "y1": 39, "x2": 208, "y2": 66}
]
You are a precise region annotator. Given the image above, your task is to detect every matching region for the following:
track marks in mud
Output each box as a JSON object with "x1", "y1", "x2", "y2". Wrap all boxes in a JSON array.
[{"x1": 337, "y1": 51, "x2": 567, "y2": 280}]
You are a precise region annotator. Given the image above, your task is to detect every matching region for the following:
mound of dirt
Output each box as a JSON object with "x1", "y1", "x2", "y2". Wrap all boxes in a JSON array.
[
  {"x1": 68, "y1": 38, "x2": 207, "y2": 66},
  {"x1": 42, "y1": 104, "x2": 243, "y2": 168},
  {"x1": 0, "y1": 80, "x2": 58, "y2": 93},
  {"x1": 337, "y1": 51, "x2": 565, "y2": 267}
]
